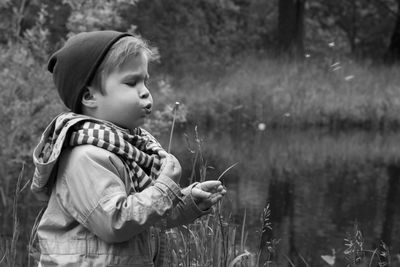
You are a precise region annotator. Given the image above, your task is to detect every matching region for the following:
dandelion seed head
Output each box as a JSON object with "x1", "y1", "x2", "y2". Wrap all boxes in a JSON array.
[{"x1": 328, "y1": 42, "x2": 335, "y2": 47}]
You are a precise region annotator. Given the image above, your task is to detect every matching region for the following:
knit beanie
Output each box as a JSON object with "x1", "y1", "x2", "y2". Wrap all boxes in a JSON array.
[{"x1": 48, "y1": 31, "x2": 132, "y2": 113}]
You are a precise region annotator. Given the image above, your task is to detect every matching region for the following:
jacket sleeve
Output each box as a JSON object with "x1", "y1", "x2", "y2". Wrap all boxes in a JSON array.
[
  {"x1": 57, "y1": 145, "x2": 183, "y2": 243},
  {"x1": 165, "y1": 183, "x2": 211, "y2": 228}
]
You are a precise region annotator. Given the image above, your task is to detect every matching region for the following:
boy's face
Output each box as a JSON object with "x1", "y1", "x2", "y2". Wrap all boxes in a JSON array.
[{"x1": 92, "y1": 52, "x2": 153, "y2": 130}]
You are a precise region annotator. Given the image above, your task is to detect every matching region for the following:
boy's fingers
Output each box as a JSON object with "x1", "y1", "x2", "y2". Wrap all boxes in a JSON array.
[
  {"x1": 159, "y1": 151, "x2": 169, "y2": 158},
  {"x1": 204, "y1": 194, "x2": 224, "y2": 208},
  {"x1": 195, "y1": 192, "x2": 225, "y2": 210},
  {"x1": 192, "y1": 188, "x2": 211, "y2": 199},
  {"x1": 216, "y1": 185, "x2": 226, "y2": 193},
  {"x1": 210, "y1": 193, "x2": 222, "y2": 203},
  {"x1": 199, "y1": 181, "x2": 221, "y2": 192}
]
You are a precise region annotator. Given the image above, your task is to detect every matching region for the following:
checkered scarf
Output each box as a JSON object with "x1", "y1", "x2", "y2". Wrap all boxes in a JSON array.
[{"x1": 39, "y1": 112, "x2": 165, "y2": 192}]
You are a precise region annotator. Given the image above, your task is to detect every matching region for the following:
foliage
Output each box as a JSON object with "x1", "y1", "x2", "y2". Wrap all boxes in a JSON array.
[
  {"x1": 0, "y1": 10, "x2": 63, "y2": 264},
  {"x1": 307, "y1": 0, "x2": 397, "y2": 58},
  {"x1": 1, "y1": 0, "x2": 400, "y2": 74},
  {"x1": 122, "y1": 0, "x2": 277, "y2": 77},
  {"x1": 63, "y1": 0, "x2": 138, "y2": 35}
]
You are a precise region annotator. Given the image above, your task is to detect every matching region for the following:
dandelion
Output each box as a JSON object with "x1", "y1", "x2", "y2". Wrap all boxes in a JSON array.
[
  {"x1": 328, "y1": 42, "x2": 335, "y2": 47},
  {"x1": 305, "y1": 54, "x2": 311, "y2": 58},
  {"x1": 167, "y1": 101, "x2": 180, "y2": 153}
]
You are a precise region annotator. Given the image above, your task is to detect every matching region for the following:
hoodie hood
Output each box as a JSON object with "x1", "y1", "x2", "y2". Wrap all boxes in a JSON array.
[{"x1": 31, "y1": 112, "x2": 96, "y2": 201}]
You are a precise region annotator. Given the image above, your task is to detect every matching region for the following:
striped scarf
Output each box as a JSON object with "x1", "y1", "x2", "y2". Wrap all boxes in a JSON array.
[{"x1": 40, "y1": 112, "x2": 165, "y2": 192}]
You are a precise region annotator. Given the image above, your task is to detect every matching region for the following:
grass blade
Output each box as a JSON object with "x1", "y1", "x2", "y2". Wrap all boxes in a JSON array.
[{"x1": 217, "y1": 162, "x2": 238, "y2": 181}]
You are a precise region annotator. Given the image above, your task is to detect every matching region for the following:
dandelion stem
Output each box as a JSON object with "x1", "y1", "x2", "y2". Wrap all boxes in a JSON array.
[{"x1": 167, "y1": 102, "x2": 180, "y2": 153}]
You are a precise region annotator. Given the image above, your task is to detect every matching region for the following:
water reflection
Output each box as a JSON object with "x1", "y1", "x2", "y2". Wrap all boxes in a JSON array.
[{"x1": 164, "y1": 129, "x2": 400, "y2": 266}]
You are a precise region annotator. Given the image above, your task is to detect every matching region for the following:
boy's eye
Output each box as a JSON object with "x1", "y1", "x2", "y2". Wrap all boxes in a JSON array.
[{"x1": 126, "y1": 81, "x2": 138, "y2": 87}]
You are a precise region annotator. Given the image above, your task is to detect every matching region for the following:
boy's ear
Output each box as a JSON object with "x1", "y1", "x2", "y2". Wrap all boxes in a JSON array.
[{"x1": 81, "y1": 87, "x2": 97, "y2": 108}]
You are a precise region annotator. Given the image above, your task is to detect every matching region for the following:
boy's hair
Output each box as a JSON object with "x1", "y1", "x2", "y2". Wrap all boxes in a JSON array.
[
  {"x1": 90, "y1": 36, "x2": 158, "y2": 95},
  {"x1": 47, "y1": 31, "x2": 157, "y2": 114}
]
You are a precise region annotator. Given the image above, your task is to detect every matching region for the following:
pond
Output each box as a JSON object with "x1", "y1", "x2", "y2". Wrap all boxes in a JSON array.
[{"x1": 164, "y1": 128, "x2": 400, "y2": 266}]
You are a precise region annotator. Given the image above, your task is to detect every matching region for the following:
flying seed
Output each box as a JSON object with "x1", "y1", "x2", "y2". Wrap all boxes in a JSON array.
[{"x1": 344, "y1": 75, "x2": 354, "y2": 81}]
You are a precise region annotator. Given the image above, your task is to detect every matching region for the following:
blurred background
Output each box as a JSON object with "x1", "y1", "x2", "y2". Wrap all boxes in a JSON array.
[{"x1": 1, "y1": 0, "x2": 400, "y2": 266}]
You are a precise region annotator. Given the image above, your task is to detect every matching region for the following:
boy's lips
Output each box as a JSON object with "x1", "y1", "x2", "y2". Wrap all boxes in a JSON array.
[{"x1": 143, "y1": 108, "x2": 152, "y2": 115}]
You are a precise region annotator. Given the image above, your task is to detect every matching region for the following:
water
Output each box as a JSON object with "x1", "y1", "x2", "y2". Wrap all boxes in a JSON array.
[{"x1": 165, "y1": 128, "x2": 400, "y2": 266}]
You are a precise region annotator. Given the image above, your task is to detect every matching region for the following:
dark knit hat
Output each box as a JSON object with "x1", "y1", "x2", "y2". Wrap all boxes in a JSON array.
[{"x1": 48, "y1": 31, "x2": 132, "y2": 113}]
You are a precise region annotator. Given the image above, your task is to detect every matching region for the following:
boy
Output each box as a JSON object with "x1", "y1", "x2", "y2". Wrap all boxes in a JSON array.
[{"x1": 31, "y1": 30, "x2": 226, "y2": 266}]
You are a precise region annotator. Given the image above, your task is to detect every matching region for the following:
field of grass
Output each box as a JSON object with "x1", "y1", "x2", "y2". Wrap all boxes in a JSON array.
[{"x1": 161, "y1": 55, "x2": 400, "y2": 132}]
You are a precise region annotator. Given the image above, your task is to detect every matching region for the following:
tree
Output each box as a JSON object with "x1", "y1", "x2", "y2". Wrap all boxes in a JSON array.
[
  {"x1": 277, "y1": 0, "x2": 305, "y2": 58},
  {"x1": 0, "y1": 0, "x2": 35, "y2": 43},
  {"x1": 385, "y1": 0, "x2": 400, "y2": 63},
  {"x1": 63, "y1": 0, "x2": 137, "y2": 35},
  {"x1": 307, "y1": 0, "x2": 397, "y2": 59}
]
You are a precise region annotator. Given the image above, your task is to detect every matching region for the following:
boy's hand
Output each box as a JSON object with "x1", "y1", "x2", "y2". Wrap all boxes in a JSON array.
[
  {"x1": 159, "y1": 153, "x2": 181, "y2": 184},
  {"x1": 191, "y1": 180, "x2": 226, "y2": 211}
]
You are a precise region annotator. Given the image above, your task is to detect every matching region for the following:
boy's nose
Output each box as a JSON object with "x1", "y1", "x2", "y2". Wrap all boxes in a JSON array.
[{"x1": 140, "y1": 89, "x2": 150, "y2": 99}]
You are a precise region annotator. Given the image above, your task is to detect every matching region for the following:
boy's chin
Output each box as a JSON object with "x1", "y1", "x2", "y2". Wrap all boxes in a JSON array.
[{"x1": 129, "y1": 119, "x2": 145, "y2": 129}]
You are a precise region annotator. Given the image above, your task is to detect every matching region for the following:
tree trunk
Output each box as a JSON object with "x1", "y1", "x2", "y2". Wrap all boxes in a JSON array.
[
  {"x1": 380, "y1": 163, "x2": 400, "y2": 253},
  {"x1": 278, "y1": 0, "x2": 305, "y2": 58},
  {"x1": 14, "y1": 0, "x2": 31, "y2": 39},
  {"x1": 385, "y1": 0, "x2": 400, "y2": 63}
]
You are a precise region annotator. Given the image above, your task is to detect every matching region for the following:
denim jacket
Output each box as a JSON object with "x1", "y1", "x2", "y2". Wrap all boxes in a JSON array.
[{"x1": 31, "y1": 119, "x2": 207, "y2": 266}]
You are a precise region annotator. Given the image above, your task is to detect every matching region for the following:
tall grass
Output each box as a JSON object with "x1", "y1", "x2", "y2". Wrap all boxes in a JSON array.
[
  {"x1": 163, "y1": 125, "x2": 252, "y2": 266},
  {"x1": 2, "y1": 148, "x2": 399, "y2": 266},
  {"x1": 164, "y1": 125, "x2": 285, "y2": 266},
  {"x1": 321, "y1": 223, "x2": 392, "y2": 267},
  {"x1": 0, "y1": 165, "x2": 31, "y2": 267}
]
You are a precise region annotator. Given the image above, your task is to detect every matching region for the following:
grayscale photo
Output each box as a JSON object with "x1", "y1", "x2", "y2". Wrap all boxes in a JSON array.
[{"x1": 1, "y1": 0, "x2": 400, "y2": 266}]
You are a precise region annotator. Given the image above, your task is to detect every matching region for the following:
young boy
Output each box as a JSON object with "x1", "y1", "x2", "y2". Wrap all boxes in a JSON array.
[{"x1": 31, "y1": 30, "x2": 226, "y2": 266}]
